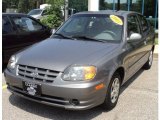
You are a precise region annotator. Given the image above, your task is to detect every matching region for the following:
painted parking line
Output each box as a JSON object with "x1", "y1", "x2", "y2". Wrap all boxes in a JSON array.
[{"x1": 2, "y1": 85, "x2": 7, "y2": 90}]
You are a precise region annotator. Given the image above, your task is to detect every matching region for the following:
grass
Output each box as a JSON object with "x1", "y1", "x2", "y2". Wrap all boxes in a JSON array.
[{"x1": 155, "y1": 38, "x2": 158, "y2": 45}]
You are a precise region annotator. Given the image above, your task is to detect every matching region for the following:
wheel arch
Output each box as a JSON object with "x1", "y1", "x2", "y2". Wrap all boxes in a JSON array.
[{"x1": 112, "y1": 66, "x2": 125, "y2": 84}]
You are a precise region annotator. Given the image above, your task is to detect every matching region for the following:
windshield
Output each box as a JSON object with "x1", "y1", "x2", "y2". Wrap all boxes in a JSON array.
[
  {"x1": 28, "y1": 9, "x2": 43, "y2": 15},
  {"x1": 56, "y1": 14, "x2": 124, "y2": 42}
]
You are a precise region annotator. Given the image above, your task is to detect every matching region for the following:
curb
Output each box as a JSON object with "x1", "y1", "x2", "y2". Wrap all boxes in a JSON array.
[{"x1": 153, "y1": 45, "x2": 158, "y2": 58}]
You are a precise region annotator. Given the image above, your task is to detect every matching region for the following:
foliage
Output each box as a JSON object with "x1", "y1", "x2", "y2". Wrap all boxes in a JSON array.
[
  {"x1": 45, "y1": 0, "x2": 64, "y2": 7},
  {"x1": 18, "y1": 0, "x2": 29, "y2": 13},
  {"x1": 40, "y1": 3, "x2": 64, "y2": 28},
  {"x1": 39, "y1": 0, "x2": 65, "y2": 28},
  {"x1": 68, "y1": 0, "x2": 88, "y2": 12},
  {"x1": 2, "y1": 0, "x2": 19, "y2": 12},
  {"x1": 40, "y1": 14, "x2": 62, "y2": 28},
  {"x1": 2, "y1": 0, "x2": 37, "y2": 13},
  {"x1": 99, "y1": 0, "x2": 108, "y2": 10}
]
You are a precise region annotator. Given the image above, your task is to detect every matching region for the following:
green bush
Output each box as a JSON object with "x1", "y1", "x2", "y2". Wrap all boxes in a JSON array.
[
  {"x1": 40, "y1": 6, "x2": 63, "y2": 29},
  {"x1": 40, "y1": 14, "x2": 62, "y2": 28}
]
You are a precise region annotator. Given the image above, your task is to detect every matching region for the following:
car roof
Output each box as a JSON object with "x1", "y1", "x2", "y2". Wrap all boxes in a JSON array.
[
  {"x1": 75, "y1": 10, "x2": 141, "y2": 17},
  {"x1": 30, "y1": 9, "x2": 43, "y2": 10},
  {"x1": 2, "y1": 13, "x2": 29, "y2": 17}
]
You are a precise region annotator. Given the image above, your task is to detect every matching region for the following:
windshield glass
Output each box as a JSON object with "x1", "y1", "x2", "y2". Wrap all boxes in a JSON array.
[
  {"x1": 28, "y1": 9, "x2": 42, "y2": 15},
  {"x1": 56, "y1": 14, "x2": 124, "y2": 42}
]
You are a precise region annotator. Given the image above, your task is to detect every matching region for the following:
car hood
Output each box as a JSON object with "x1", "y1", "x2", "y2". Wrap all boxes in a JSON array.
[{"x1": 16, "y1": 38, "x2": 119, "y2": 72}]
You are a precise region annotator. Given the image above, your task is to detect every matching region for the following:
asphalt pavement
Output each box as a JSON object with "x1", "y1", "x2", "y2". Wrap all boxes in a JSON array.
[{"x1": 2, "y1": 58, "x2": 158, "y2": 120}]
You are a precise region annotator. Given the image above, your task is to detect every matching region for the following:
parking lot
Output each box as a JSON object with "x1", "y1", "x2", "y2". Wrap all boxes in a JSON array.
[{"x1": 2, "y1": 58, "x2": 158, "y2": 120}]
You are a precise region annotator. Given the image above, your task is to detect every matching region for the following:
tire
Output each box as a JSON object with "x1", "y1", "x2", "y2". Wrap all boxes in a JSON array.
[
  {"x1": 143, "y1": 50, "x2": 153, "y2": 70},
  {"x1": 2, "y1": 53, "x2": 5, "y2": 71},
  {"x1": 102, "y1": 73, "x2": 121, "y2": 110}
]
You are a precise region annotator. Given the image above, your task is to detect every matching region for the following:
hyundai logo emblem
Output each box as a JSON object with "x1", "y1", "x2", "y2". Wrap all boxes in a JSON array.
[{"x1": 30, "y1": 72, "x2": 38, "y2": 77}]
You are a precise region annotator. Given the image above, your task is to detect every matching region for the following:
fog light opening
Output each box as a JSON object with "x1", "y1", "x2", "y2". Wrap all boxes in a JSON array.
[{"x1": 69, "y1": 99, "x2": 79, "y2": 106}]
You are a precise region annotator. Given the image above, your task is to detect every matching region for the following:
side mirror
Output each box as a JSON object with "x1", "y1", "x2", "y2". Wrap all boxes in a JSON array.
[{"x1": 127, "y1": 33, "x2": 142, "y2": 42}]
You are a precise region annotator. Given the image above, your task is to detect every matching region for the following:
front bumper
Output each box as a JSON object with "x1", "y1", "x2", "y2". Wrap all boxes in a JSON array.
[{"x1": 4, "y1": 69, "x2": 106, "y2": 110}]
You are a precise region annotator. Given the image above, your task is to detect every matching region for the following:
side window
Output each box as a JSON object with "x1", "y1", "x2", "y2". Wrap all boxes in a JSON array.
[
  {"x1": 12, "y1": 17, "x2": 43, "y2": 32},
  {"x1": 138, "y1": 15, "x2": 149, "y2": 32},
  {"x1": 2, "y1": 16, "x2": 14, "y2": 34},
  {"x1": 42, "y1": 10, "x2": 47, "y2": 16},
  {"x1": 127, "y1": 15, "x2": 140, "y2": 37}
]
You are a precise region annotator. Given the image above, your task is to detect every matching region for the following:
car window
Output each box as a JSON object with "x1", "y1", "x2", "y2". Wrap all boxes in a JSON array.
[
  {"x1": 127, "y1": 15, "x2": 140, "y2": 37},
  {"x1": 42, "y1": 10, "x2": 47, "y2": 15},
  {"x1": 28, "y1": 9, "x2": 42, "y2": 15},
  {"x1": 138, "y1": 15, "x2": 149, "y2": 32},
  {"x1": 2, "y1": 16, "x2": 14, "y2": 34},
  {"x1": 56, "y1": 14, "x2": 124, "y2": 42},
  {"x1": 63, "y1": 17, "x2": 87, "y2": 33},
  {"x1": 12, "y1": 16, "x2": 43, "y2": 32}
]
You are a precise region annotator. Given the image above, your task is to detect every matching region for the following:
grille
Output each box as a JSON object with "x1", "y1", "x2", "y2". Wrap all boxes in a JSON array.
[{"x1": 17, "y1": 64, "x2": 60, "y2": 83}]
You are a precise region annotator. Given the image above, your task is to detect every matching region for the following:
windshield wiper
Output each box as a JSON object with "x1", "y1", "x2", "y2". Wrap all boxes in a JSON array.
[
  {"x1": 54, "y1": 33, "x2": 73, "y2": 39},
  {"x1": 72, "y1": 35, "x2": 106, "y2": 43}
]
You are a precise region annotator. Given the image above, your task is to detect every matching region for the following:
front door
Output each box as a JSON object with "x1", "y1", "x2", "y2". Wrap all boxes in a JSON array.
[
  {"x1": 2, "y1": 15, "x2": 19, "y2": 64},
  {"x1": 137, "y1": 14, "x2": 155, "y2": 55},
  {"x1": 124, "y1": 14, "x2": 145, "y2": 81},
  {"x1": 10, "y1": 16, "x2": 50, "y2": 50}
]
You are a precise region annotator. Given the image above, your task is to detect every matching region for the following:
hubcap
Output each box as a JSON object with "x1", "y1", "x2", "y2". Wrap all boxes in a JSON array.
[
  {"x1": 111, "y1": 78, "x2": 120, "y2": 103},
  {"x1": 149, "y1": 51, "x2": 153, "y2": 66}
]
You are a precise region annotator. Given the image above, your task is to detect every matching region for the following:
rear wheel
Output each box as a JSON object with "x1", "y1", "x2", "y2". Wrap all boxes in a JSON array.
[
  {"x1": 143, "y1": 50, "x2": 153, "y2": 70},
  {"x1": 102, "y1": 73, "x2": 121, "y2": 110}
]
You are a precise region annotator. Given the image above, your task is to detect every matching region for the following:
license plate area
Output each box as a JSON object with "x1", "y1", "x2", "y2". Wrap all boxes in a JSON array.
[{"x1": 23, "y1": 81, "x2": 41, "y2": 96}]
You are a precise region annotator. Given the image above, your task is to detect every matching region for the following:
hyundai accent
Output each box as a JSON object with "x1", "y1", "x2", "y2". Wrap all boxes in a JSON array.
[{"x1": 5, "y1": 10, "x2": 155, "y2": 110}]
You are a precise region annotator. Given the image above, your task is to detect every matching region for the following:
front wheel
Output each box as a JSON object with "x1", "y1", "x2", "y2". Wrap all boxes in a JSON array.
[
  {"x1": 102, "y1": 73, "x2": 121, "y2": 110},
  {"x1": 143, "y1": 50, "x2": 153, "y2": 70}
]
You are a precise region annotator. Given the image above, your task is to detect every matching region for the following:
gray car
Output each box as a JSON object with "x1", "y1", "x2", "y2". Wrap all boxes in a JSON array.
[{"x1": 4, "y1": 10, "x2": 155, "y2": 110}]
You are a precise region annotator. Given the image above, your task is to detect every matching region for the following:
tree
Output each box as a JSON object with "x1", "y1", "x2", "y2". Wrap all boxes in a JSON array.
[
  {"x1": 2, "y1": 0, "x2": 19, "y2": 12},
  {"x1": 2, "y1": 0, "x2": 38, "y2": 13},
  {"x1": 2, "y1": 1, "x2": 8, "y2": 12},
  {"x1": 28, "y1": 0, "x2": 37, "y2": 10},
  {"x1": 18, "y1": 0, "x2": 29, "y2": 13},
  {"x1": 68, "y1": 0, "x2": 88, "y2": 12},
  {"x1": 45, "y1": 0, "x2": 64, "y2": 7},
  {"x1": 40, "y1": 0, "x2": 65, "y2": 28},
  {"x1": 99, "y1": 0, "x2": 107, "y2": 10}
]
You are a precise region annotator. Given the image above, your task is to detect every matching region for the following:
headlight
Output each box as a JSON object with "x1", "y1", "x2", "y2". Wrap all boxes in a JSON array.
[
  {"x1": 62, "y1": 65, "x2": 97, "y2": 81},
  {"x1": 7, "y1": 55, "x2": 16, "y2": 69}
]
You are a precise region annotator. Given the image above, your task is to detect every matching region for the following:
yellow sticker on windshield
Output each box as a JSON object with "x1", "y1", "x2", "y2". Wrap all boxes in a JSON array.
[{"x1": 110, "y1": 15, "x2": 123, "y2": 25}]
